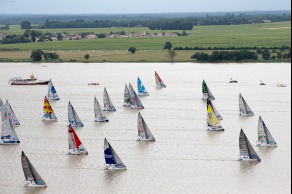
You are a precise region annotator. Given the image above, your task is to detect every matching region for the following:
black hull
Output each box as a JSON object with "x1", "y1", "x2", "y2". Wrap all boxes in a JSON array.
[{"x1": 11, "y1": 81, "x2": 49, "y2": 85}]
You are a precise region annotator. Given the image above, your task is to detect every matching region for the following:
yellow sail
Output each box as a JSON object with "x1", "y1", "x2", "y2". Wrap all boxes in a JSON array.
[{"x1": 207, "y1": 104, "x2": 219, "y2": 126}]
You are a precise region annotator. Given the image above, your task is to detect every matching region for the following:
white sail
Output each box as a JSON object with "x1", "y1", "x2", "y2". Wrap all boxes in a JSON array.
[
  {"x1": 155, "y1": 71, "x2": 166, "y2": 88},
  {"x1": 4, "y1": 100, "x2": 20, "y2": 126},
  {"x1": 239, "y1": 94, "x2": 254, "y2": 116},
  {"x1": 257, "y1": 116, "x2": 277, "y2": 147},
  {"x1": 47, "y1": 79, "x2": 60, "y2": 100},
  {"x1": 239, "y1": 129, "x2": 261, "y2": 162},
  {"x1": 0, "y1": 98, "x2": 3, "y2": 121},
  {"x1": 129, "y1": 83, "x2": 144, "y2": 109},
  {"x1": 137, "y1": 112, "x2": 155, "y2": 141},
  {"x1": 0, "y1": 112, "x2": 20, "y2": 145},
  {"x1": 68, "y1": 124, "x2": 88, "y2": 155},
  {"x1": 123, "y1": 85, "x2": 131, "y2": 107},
  {"x1": 94, "y1": 97, "x2": 109, "y2": 122},
  {"x1": 68, "y1": 101, "x2": 84, "y2": 127},
  {"x1": 103, "y1": 88, "x2": 116, "y2": 112},
  {"x1": 104, "y1": 138, "x2": 127, "y2": 170},
  {"x1": 21, "y1": 151, "x2": 47, "y2": 188}
]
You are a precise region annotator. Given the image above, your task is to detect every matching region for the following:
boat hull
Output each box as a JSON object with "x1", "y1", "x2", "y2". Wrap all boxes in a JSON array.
[
  {"x1": 138, "y1": 92, "x2": 149, "y2": 96},
  {"x1": 137, "y1": 138, "x2": 156, "y2": 142},
  {"x1": 104, "y1": 164, "x2": 127, "y2": 171},
  {"x1": 239, "y1": 158, "x2": 261, "y2": 162},
  {"x1": 68, "y1": 150, "x2": 88, "y2": 155},
  {"x1": 94, "y1": 118, "x2": 109, "y2": 122},
  {"x1": 11, "y1": 81, "x2": 49, "y2": 85},
  {"x1": 207, "y1": 125, "x2": 224, "y2": 132},
  {"x1": 24, "y1": 180, "x2": 47, "y2": 188},
  {"x1": 256, "y1": 143, "x2": 278, "y2": 147},
  {"x1": 103, "y1": 108, "x2": 116, "y2": 112},
  {"x1": 240, "y1": 113, "x2": 254, "y2": 116},
  {"x1": 42, "y1": 118, "x2": 58, "y2": 122},
  {"x1": 0, "y1": 139, "x2": 20, "y2": 144}
]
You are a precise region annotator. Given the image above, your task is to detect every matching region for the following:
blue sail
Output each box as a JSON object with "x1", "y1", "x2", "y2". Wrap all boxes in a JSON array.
[
  {"x1": 104, "y1": 147, "x2": 116, "y2": 165},
  {"x1": 137, "y1": 77, "x2": 146, "y2": 94},
  {"x1": 51, "y1": 86, "x2": 57, "y2": 94}
]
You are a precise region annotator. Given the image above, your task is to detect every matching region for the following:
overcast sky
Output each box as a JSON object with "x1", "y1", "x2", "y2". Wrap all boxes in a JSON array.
[{"x1": 0, "y1": 0, "x2": 290, "y2": 14}]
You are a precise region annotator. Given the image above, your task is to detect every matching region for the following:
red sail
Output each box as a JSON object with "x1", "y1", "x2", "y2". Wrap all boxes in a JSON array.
[{"x1": 68, "y1": 125, "x2": 82, "y2": 148}]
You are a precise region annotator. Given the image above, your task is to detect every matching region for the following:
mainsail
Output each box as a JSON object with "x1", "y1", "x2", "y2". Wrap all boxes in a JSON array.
[
  {"x1": 202, "y1": 80, "x2": 215, "y2": 100},
  {"x1": 68, "y1": 101, "x2": 84, "y2": 127},
  {"x1": 4, "y1": 100, "x2": 20, "y2": 126},
  {"x1": 123, "y1": 84, "x2": 131, "y2": 107},
  {"x1": 0, "y1": 113, "x2": 20, "y2": 144},
  {"x1": 257, "y1": 116, "x2": 277, "y2": 147},
  {"x1": 137, "y1": 77, "x2": 149, "y2": 96},
  {"x1": 103, "y1": 88, "x2": 116, "y2": 112},
  {"x1": 43, "y1": 96, "x2": 57, "y2": 121},
  {"x1": 239, "y1": 94, "x2": 254, "y2": 116},
  {"x1": 0, "y1": 98, "x2": 4, "y2": 121},
  {"x1": 68, "y1": 124, "x2": 88, "y2": 155},
  {"x1": 137, "y1": 112, "x2": 155, "y2": 141},
  {"x1": 48, "y1": 79, "x2": 60, "y2": 100},
  {"x1": 239, "y1": 129, "x2": 261, "y2": 162},
  {"x1": 104, "y1": 138, "x2": 127, "y2": 170},
  {"x1": 94, "y1": 97, "x2": 109, "y2": 122},
  {"x1": 207, "y1": 103, "x2": 224, "y2": 132},
  {"x1": 155, "y1": 71, "x2": 166, "y2": 88},
  {"x1": 21, "y1": 151, "x2": 47, "y2": 188},
  {"x1": 129, "y1": 83, "x2": 144, "y2": 109},
  {"x1": 207, "y1": 99, "x2": 223, "y2": 120}
]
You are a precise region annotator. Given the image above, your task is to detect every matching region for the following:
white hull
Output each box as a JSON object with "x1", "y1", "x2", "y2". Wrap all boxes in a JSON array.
[
  {"x1": 156, "y1": 85, "x2": 166, "y2": 88},
  {"x1": 103, "y1": 108, "x2": 116, "y2": 112},
  {"x1": 256, "y1": 142, "x2": 278, "y2": 147},
  {"x1": 24, "y1": 181, "x2": 47, "y2": 188},
  {"x1": 123, "y1": 103, "x2": 131, "y2": 107},
  {"x1": 240, "y1": 113, "x2": 254, "y2": 116},
  {"x1": 0, "y1": 139, "x2": 20, "y2": 145},
  {"x1": 42, "y1": 118, "x2": 58, "y2": 122},
  {"x1": 94, "y1": 118, "x2": 109, "y2": 122},
  {"x1": 207, "y1": 125, "x2": 224, "y2": 132},
  {"x1": 137, "y1": 138, "x2": 155, "y2": 142},
  {"x1": 130, "y1": 105, "x2": 144, "y2": 110},
  {"x1": 68, "y1": 150, "x2": 88, "y2": 155},
  {"x1": 104, "y1": 164, "x2": 127, "y2": 171},
  {"x1": 138, "y1": 92, "x2": 149, "y2": 96},
  {"x1": 67, "y1": 122, "x2": 84, "y2": 127},
  {"x1": 202, "y1": 94, "x2": 214, "y2": 100},
  {"x1": 239, "y1": 157, "x2": 261, "y2": 162}
]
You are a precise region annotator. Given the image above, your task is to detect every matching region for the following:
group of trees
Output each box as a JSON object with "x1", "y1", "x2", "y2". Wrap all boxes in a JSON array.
[
  {"x1": 191, "y1": 51, "x2": 259, "y2": 62},
  {"x1": 30, "y1": 50, "x2": 60, "y2": 62}
]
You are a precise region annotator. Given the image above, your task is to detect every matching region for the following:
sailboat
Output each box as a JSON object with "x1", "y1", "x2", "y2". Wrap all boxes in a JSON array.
[
  {"x1": 104, "y1": 138, "x2": 127, "y2": 170},
  {"x1": 137, "y1": 77, "x2": 149, "y2": 96},
  {"x1": 68, "y1": 124, "x2": 88, "y2": 155},
  {"x1": 129, "y1": 83, "x2": 144, "y2": 109},
  {"x1": 0, "y1": 98, "x2": 4, "y2": 120},
  {"x1": 257, "y1": 116, "x2": 277, "y2": 147},
  {"x1": 42, "y1": 96, "x2": 57, "y2": 121},
  {"x1": 207, "y1": 101, "x2": 224, "y2": 132},
  {"x1": 207, "y1": 99, "x2": 223, "y2": 120},
  {"x1": 4, "y1": 100, "x2": 20, "y2": 126},
  {"x1": 155, "y1": 71, "x2": 166, "y2": 88},
  {"x1": 47, "y1": 79, "x2": 60, "y2": 100},
  {"x1": 137, "y1": 112, "x2": 155, "y2": 141},
  {"x1": 123, "y1": 84, "x2": 131, "y2": 107},
  {"x1": 239, "y1": 129, "x2": 261, "y2": 162},
  {"x1": 103, "y1": 88, "x2": 116, "y2": 112},
  {"x1": 202, "y1": 80, "x2": 215, "y2": 100},
  {"x1": 21, "y1": 151, "x2": 47, "y2": 188},
  {"x1": 68, "y1": 101, "x2": 84, "y2": 127},
  {"x1": 94, "y1": 97, "x2": 109, "y2": 122},
  {"x1": 239, "y1": 93, "x2": 254, "y2": 116},
  {"x1": 0, "y1": 113, "x2": 20, "y2": 145}
]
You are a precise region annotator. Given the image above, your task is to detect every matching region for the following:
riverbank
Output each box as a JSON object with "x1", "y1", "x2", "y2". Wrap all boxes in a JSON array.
[{"x1": 0, "y1": 50, "x2": 290, "y2": 63}]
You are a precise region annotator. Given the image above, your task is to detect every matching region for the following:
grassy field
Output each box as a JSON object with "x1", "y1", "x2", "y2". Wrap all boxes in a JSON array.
[{"x1": 0, "y1": 22, "x2": 290, "y2": 62}]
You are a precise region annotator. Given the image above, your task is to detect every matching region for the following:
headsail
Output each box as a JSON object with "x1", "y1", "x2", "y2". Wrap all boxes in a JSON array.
[
  {"x1": 21, "y1": 151, "x2": 47, "y2": 188},
  {"x1": 103, "y1": 88, "x2": 116, "y2": 112},
  {"x1": 68, "y1": 101, "x2": 84, "y2": 127},
  {"x1": 202, "y1": 80, "x2": 215, "y2": 100},
  {"x1": 207, "y1": 99, "x2": 223, "y2": 120},
  {"x1": 0, "y1": 112, "x2": 20, "y2": 144},
  {"x1": 155, "y1": 71, "x2": 166, "y2": 88},
  {"x1": 207, "y1": 103, "x2": 224, "y2": 132},
  {"x1": 239, "y1": 94, "x2": 254, "y2": 116},
  {"x1": 257, "y1": 116, "x2": 277, "y2": 147},
  {"x1": 4, "y1": 100, "x2": 20, "y2": 126},
  {"x1": 48, "y1": 79, "x2": 60, "y2": 100},
  {"x1": 137, "y1": 77, "x2": 149, "y2": 96},
  {"x1": 104, "y1": 138, "x2": 127, "y2": 170},
  {"x1": 68, "y1": 124, "x2": 88, "y2": 155},
  {"x1": 43, "y1": 96, "x2": 57, "y2": 121},
  {"x1": 129, "y1": 83, "x2": 144, "y2": 109},
  {"x1": 239, "y1": 129, "x2": 261, "y2": 162},
  {"x1": 137, "y1": 112, "x2": 155, "y2": 141},
  {"x1": 94, "y1": 97, "x2": 109, "y2": 122},
  {"x1": 123, "y1": 85, "x2": 131, "y2": 107}
]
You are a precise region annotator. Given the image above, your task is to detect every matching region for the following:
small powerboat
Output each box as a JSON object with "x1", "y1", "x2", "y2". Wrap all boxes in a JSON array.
[{"x1": 229, "y1": 78, "x2": 238, "y2": 83}]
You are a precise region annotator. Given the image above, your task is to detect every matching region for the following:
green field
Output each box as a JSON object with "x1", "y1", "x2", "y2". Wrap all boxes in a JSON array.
[{"x1": 0, "y1": 22, "x2": 290, "y2": 62}]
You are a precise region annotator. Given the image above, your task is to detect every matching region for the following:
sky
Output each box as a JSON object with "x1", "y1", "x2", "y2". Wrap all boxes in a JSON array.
[{"x1": 0, "y1": 0, "x2": 291, "y2": 14}]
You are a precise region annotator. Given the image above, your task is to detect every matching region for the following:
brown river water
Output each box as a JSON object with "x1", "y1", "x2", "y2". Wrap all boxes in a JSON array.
[{"x1": 0, "y1": 62, "x2": 291, "y2": 194}]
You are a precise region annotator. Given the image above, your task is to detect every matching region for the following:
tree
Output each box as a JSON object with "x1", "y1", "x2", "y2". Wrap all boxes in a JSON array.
[
  {"x1": 21, "y1": 21, "x2": 31, "y2": 29},
  {"x1": 277, "y1": 52, "x2": 283, "y2": 59},
  {"x1": 30, "y1": 50, "x2": 43, "y2": 62},
  {"x1": 84, "y1": 54, "x2": 90, "y2": 61},
  {"x1": 57, "y1": 33, "x2": 63, "y2": 40},
  {"x1": 128, "y1": 47, "x2": 137, "y2": 54},
  {"x1": 167, "y1": 50, "x2": 177, "y2": 63},
  {"x1": 164, "y1": 42, "x2": 173, "y2": 50},
  {"x1": 262, "y1": 50, "x2": 271, "y2": 60}
]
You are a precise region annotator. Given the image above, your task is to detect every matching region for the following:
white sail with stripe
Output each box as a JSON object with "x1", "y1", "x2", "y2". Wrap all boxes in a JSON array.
[
  {"x1": 103, "y1": 88, "x2": 116, "y2": 112},
  {"x1": 239, "y1": 93, "x2": 254, "y2": 116},
  {"x1": 68, "y1": 101, "x2": 84, "y2": 127},
  {"x1": 0, "y1": 111, "x2": 20, "y2": 145},
  {"x1": 94, "y1": 97, "x2": 109, "y2": 122},
  {"x1": 129, "y1": 83, "x2": 144, "y2": 109},
  {"x1": 4, "y1": 100, "x2": 20, "y2": 126},
  {"x1": 257, "y1": 116, "x2": 277, "y2": 147},
  {"x1": 137, "y1": 112, "x2": 155, "y2": 141}
]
